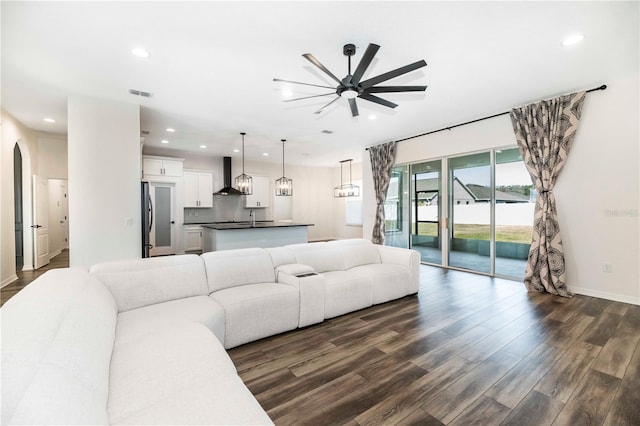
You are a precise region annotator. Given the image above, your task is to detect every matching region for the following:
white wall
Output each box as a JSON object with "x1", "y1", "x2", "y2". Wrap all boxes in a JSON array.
[
  {"x1": 37, "y1": 134, "x2": 68, "y2": 179},
  {"x1": 364, "y1": 74, "x2": 639, "y2": 304},
  {"x1": 68, "y1": 96, "x2": 141, "y2": 268}
]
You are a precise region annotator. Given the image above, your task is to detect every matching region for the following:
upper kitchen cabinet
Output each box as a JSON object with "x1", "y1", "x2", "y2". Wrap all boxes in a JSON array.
[
  {"x1": 245, "y1": 175, "x2": 270, "y2": 208},
  {"x1": 143, "y1": 156, "x2": 183, "y2": 179},
  {"x1": 184, "y1": 170, "x2": 213, "y2": 208}
]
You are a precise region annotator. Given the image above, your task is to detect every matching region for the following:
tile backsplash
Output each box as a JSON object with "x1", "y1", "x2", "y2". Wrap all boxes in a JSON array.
[{"x1": 184, "y1": 195, "x2": 268, "y2": 224}]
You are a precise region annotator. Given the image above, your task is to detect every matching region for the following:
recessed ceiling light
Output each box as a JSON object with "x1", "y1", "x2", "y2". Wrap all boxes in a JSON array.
[
  {"x1": 368, "y1": 114, "x2": 377, "y2": 120},
  {"x1": 562, "y1": 34, "x2": 584, "y2": 46},
  {"x1": 233, "y1": 149, "x2": 240, "y2": 153},
  {"x1": 166, "y1": 128, "x2": 175, "y2": 133},
  {"x1": 200, "y1": 145, "x2": 207, "y2": 149},
  {"x1": 131, "y1": 47, "x2": 150, "y2": 58},
  {"x1": 161, "y1": 140, "x2": 169, "y2": 144},
  {"x1": 263, "y1": 153, "x2": 269, "y2": 156},
  {"x1": 282, "y1": 89, "x2": 293, "y2": 98},
  {"x1": 43, "y1": 117, "x2": 55, "y2": 123}
]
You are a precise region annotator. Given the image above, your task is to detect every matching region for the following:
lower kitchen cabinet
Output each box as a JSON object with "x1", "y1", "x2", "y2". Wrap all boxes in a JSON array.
[{"x1": 184, "y1": 225, "x2": 203, "y2": 252}]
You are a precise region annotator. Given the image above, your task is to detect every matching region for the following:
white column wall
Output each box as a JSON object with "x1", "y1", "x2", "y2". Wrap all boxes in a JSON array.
[
  {"x1": 68, "y1": 96, "x2": 140, "y2": 268},
  {"x1": 364, "y1": 74, "x2": 639, "y2": 304}
]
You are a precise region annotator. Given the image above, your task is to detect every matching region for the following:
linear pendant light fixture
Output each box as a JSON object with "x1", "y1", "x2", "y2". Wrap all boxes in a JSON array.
[
  {"x1": 275, "y1": 139, "x2": 293, "y2": 196},
  {"x1": 334, "y1": 159, "x2": 360, "y2": 197},
  {"x1": 234, "y1": 132, "x2": 253, "y2": 195}
]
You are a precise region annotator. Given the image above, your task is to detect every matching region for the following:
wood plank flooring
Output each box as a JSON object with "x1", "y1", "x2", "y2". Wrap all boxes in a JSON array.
[
  {"x1": 0, "y1": 250, "x2": 69, "y2": 306},
  {"x1": 228, "y1": 266, "x2": 640, "y2": 425}
]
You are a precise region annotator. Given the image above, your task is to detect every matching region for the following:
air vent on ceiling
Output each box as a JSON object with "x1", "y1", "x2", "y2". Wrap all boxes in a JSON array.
[
  {"x1": 128, "y1": 89, "x2": 152, "y2": 98},
  {"x1": 321, "y1": 129, "x2": 334, "y2": 134}
]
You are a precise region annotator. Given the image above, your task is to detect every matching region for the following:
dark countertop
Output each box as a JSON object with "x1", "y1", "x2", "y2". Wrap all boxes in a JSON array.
[
  {"x1": 184, "y1": 220, "x2": 274, "y2": 225},
  {"x1": 202, "y1": 222, "x2": 314, "y2": 230}
]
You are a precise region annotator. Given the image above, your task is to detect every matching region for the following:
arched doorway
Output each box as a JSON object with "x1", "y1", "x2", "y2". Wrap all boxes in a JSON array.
[{"x1": 13, "y1": 144, "x2": 23, "y2": 269}]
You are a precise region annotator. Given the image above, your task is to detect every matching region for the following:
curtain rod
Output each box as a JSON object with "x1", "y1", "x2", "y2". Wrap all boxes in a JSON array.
[{"x1": 365, "y1": 84, "x2": 607, "y2": 150}]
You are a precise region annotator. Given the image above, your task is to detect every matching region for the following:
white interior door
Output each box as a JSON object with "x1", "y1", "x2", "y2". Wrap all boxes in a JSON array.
[
  {"x1": 149, "y1": 183, "x2": 176, "y2": 256},
  {"x1": 32, "y1": 175, "x2": 50, "y2": 269}
]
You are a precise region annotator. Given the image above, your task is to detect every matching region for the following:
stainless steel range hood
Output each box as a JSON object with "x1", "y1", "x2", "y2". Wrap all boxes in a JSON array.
[{"x1": 214, "y1": 157, "x2": 243, "y2": 195}]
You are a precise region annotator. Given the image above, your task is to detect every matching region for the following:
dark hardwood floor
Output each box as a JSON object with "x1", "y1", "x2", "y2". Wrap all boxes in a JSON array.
[
  {"x1": 3, "y1": 252, "x2": 638, "y2": 424},
  {"x1": 228, "y1": 266, "x2": 640, "y2": 426},
  {"x1": 1, "y1": 249, "x2": 69, "y2": 306}
]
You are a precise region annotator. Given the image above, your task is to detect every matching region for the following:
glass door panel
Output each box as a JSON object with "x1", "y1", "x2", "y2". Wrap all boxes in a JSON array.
[
  {"x1": 384, "y1": 165, "x2": 409, "y2": 249},
  {"x1": 448, "y1": 153, "x2": 491, "y2": 273},
  {"x1": 410, "y1": 160, "x2": 442, "y2": 264},
  {"x1": 494, "y1": 148, "x2": 534, "y2": 278}
]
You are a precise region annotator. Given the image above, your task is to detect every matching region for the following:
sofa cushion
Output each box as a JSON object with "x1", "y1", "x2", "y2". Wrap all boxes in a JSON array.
[
  {"x1": 322, "y1": 270, "x2": 373, "y2": 319},
  {"x1": 286, "y1": 242, "x2": 346, "y2": 273},
  {"x1": 266, "y1": 246, "x2": 296, "y2": 268},
  {"x1": 115, "y1": 296, "x2": 226, "y2": 345},
  {"x1": 108, "y1": 322, "x2": 272, "y2": 425},
  {"x1": 90, "y1": 255, "x2": 209, "y2": 312},
  {"x1": 1, "y1": 268, "x2": 117, "y2": 425},
  {"x1": 202, "y1": 248, "x2": 276, "y2": 292},
  {"x1": 210, "y1": 283, "x2": 300, "y2": 349},
  {"x1": 351, "y1": 263, "x2": 411, "y2": 304},
  {"x1": 327, "y1": 239, "x2": 382, "y2": 269}
]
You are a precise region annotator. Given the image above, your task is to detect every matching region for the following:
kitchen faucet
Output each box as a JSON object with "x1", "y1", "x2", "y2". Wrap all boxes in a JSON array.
[{"x1": 249, "y1": 209, "x2": 255, "y2": 227}]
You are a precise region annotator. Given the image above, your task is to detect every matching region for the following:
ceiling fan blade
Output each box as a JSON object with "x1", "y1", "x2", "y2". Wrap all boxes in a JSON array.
[
  {"x1": 314, "y1": 96, "x2": 341, "y2": 114},
  {"x1": 360, "y1": 60, "x2": 427, "y2": 89},
  {"x1": 302, "y1": 53, "x2": 343, "y2": 86},
  {"x1": 273, "y1": 78, "x2": 335, "y2": 90},
  {"x1": 348, "y1": 98, "x2": 359, "y2": 117},
  {"x1": 351, "y1": 43, "x2": 380, "y2": 85},
  {"x1": 284, "y1": 92, "x2": 336, "y2": 102},
  {"x1": 358, "y1": 93, "x2": 398, "y2": 109},
  {"x1": 364, "y1": 85, "x2": 427, "y2": 93}
]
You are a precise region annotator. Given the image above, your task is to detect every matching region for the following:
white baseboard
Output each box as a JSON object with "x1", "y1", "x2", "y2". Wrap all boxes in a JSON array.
[
  {"x1": 49, "y1": 249, "x2": 62, "y2": 260},
  {"x1": 1, "y1": 275, "x2": 18, "y2": 289},
  {"x1": 572, "y1": 286, "x2": 640, "y2": 306}
]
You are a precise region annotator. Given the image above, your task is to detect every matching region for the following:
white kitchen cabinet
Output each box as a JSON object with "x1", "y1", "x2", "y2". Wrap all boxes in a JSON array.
[
  {"x1": 184, "y1": 170, "x2": 213, "y2": 208},
  {"x1": 184, "y1": 225, "x2": 203, "y2": 252},
  {"x1": 143, "y1": 156, "x2": 183, "y2": 178},
  {"x1": 244, "y1": 176, "x2": 270, "y2": 208}
]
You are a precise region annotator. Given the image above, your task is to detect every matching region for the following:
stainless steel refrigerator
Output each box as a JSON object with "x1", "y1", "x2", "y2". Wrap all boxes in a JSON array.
[{"x1": 141, "y1": 181, "x2": 152, "y2": 258}]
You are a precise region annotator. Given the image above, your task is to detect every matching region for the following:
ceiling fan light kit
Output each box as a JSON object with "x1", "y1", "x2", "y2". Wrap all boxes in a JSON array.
[
  {"x1": 234, "y1": 132, "x2": 253, "y2": 195},
  {"x1": 275, "y1": 42, "x2": 427, "y2": 117},
  {"x1": 275, "y1": 139, "x2": 293, "y2": 196},
  {"x1": 334, "y1": 159, "x2": 360, "y2": 198}
]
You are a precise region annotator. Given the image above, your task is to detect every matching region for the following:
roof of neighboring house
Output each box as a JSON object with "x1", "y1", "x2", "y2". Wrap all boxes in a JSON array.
[{"x1": 413, "y1": 177, "x2": 530, "y2": 203}]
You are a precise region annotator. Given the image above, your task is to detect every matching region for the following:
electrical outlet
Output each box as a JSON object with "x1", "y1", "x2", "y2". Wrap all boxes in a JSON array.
[{"x1": 601, "y1": 263, "x2": 613, "y2": 273}]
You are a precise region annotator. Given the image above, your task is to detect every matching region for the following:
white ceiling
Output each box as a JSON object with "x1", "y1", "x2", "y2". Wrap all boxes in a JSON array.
[{"x1": 2, "y1": 1, "x2": 638, "y2": 167}]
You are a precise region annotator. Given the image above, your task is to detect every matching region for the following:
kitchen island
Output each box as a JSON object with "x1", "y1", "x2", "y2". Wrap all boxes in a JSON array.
[{"x1": 201, "y1": 222, "x2": 313, "y2": 252}]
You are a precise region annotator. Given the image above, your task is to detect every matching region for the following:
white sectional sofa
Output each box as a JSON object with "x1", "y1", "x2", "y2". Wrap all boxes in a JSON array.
[{"x1": 1, "y1": 239, "x2": 419, "y2": 425}]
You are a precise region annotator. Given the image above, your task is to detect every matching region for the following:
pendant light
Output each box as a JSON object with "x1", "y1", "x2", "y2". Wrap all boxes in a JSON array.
[
  {"x1": 234, "y1": 132, "x2": 253, "y2": 195},
  {"x1": 275, "y1": 139, "x2": 293, "y2": 196},
  {"x1": 334, "y1": 159, "x2": 360, "y2": 197}
]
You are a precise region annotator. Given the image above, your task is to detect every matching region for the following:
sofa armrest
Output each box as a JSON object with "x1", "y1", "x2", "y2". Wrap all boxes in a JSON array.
[
  {"x1": 375, "y1": 245, "x2": 421, "y2": 294},
  {"x1": 275, "y1": 263, "x2": 315, "y2": 282},
  {"x1": 275, "y1": 265, "x2": 325, "y2": 327}
]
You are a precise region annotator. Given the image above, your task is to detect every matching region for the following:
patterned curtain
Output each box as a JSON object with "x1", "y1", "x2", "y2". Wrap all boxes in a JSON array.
[
  {"x1": 510, "y1": 91, "x2": 585, "y2": 297},
  {"x1": 369, "y1": 141, "x2": 397, "y2": 244}
]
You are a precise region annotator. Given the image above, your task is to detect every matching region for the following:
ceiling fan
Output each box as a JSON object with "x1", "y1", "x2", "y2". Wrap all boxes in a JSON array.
[{"x1": 274, "y1": 43, "x2": 427, "y2": 117}]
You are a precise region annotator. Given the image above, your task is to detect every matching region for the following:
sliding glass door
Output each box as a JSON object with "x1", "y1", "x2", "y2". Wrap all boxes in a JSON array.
[
  {"x1": 448, "y1": 152, "x2": 491, "y2": 273},
  {"x1": 410, "y1": 160, "x2": 443, "y2": 265},
  {"x1": 384, "y1": 165, "x2": 410, "y2": 249},
  {"x1": 494, "y1": 148, "x2": 533, "y2": 278},
  {"x1": 384, "y1": 147, "x2": 532, "y2": 279}
]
